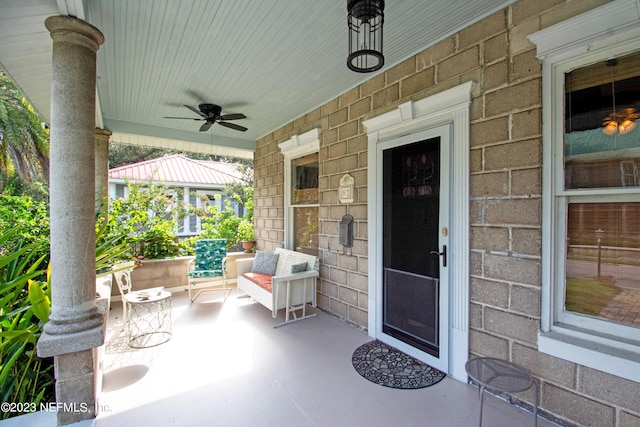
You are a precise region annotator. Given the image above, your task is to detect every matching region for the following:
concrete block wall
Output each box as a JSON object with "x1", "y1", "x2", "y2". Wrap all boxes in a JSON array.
[{"x1": 254, "y1": 1, "x2": 640, "y2": 425}]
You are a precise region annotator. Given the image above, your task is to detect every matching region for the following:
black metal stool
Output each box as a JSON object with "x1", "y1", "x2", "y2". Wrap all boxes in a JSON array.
[{"x1": 465, "y1": 357, "x2": 538, "y2": 427}]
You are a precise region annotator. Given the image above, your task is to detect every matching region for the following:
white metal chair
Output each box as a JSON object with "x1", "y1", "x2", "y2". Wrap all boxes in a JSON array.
[{"x1": 112, "y1": 261, "x2": 136, "y2": 330}]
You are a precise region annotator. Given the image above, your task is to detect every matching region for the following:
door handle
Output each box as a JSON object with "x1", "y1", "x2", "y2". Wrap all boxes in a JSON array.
[{"x1": 430, "y1": 245, "x2": 447, "y2": 267}]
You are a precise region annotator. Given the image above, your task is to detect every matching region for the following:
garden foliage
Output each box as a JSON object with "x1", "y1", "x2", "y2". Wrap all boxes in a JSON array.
[
  {"x1": 104, "y1": 180, "x2": 188, "y2": 259},
  {"x1": 0, "y1": 229, "x2": 53, "y2": 419},
  {"x1": 184, "y1": 185, "x2": 254, "y2": 252},
  {"x1": 105, "y1": 179, "x2": 254, "y2": 256},
  {"x1": 0, "y1": 193, "x2": 49, "y2": 263}
]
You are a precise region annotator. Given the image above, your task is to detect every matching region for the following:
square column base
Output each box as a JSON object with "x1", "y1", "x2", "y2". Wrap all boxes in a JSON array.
[{"x1": 53, "y1": 350, "x2": 96, "y2": 425}]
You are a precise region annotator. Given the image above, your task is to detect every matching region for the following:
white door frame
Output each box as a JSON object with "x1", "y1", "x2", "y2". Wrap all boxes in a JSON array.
[{"x1": 364, "y1": 81, "x2": 472, "y2": 381}]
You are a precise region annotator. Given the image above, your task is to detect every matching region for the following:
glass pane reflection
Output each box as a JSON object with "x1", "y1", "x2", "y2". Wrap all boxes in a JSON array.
[{"x1": 565, "y1": 202, "x2": 640, "y2": 328}]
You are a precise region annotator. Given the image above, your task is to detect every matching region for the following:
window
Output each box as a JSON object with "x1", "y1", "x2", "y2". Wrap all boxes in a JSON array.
[
  {"x1": 291, "y1": 153, "x2": 319, "y2": 255},
  {"x1": 561, "y1": 53, "x2": 640, "y2": 333},
  {"x1": 115, "y1": 183, "x2": 126, "y2": 198},
  {"x1": 292, "y1": 153, "x2": 318, "y2": 204},
  {"x1": 530, "y1": 0, "x2": 640, "y2": 382},
  {"x1": 279, "y1": 129, "x2": 320, "y2": 256}
]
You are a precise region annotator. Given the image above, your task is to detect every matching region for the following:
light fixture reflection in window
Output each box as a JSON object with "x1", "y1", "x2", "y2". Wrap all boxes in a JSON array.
[
  {"x1": 602, "y1": 58, "x2": 639, "y2": 136},
  {"x1": 603, "y1": 107, "x2": 639, "y2": 135}
]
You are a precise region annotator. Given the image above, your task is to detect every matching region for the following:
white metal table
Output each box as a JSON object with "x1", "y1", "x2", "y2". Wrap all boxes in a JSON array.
[
  {"x1": 465, "y1": 357, "x2": 538, "y2": 427},
  {"x1": 125, "y1": 289, "x2": 172, "y2": 348}
]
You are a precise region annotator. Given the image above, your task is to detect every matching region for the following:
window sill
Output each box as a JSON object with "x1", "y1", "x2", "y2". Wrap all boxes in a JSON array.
[{"x1": 538, "y1": 325, "x2": 640, "y2": 382}]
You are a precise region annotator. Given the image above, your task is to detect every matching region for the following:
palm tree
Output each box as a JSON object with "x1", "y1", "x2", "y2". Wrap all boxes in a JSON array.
[{"x1": 0, "y1": 69, "x2": 50, "y2": 188}]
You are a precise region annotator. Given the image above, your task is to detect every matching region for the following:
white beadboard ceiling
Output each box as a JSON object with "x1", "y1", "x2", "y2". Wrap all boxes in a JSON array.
[{"x1": 0, "y1": 0, "x2": 516, "y2": 158}]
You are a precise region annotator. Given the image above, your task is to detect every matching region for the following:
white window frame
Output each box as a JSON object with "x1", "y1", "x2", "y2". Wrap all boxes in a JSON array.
[
  {"x1": 278, "y1": 129, "x2": 320, "y2": 251},
  {"x1": 529, "y1": 0, "x2": 640, "y2": 382}
]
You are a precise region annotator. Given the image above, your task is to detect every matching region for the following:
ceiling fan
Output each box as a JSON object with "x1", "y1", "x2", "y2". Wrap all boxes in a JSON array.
[{"x1": 164, "y1": 103, "x2": 247, "y2": 132}]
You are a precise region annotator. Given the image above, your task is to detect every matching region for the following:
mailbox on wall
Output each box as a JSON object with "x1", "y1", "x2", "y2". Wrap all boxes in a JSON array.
[{"x1": 340, "y1": 214, "x2": 354, "y2": 249}]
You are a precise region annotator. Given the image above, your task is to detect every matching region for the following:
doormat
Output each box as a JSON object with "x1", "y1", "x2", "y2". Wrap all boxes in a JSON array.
[{"x1": 352, "y1": 340, "x2": 445, "y2": 389}]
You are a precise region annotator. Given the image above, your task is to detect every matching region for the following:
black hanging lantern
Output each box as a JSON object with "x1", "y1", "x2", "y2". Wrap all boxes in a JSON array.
[{"x1": 347, "y1": 0, "x2": 384, "y2": 73}]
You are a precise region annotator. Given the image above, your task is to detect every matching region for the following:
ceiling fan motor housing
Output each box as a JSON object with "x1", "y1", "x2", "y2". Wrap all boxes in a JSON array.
[{"x1": 199, "y1": 103, "x2": 221, "y2": 118}]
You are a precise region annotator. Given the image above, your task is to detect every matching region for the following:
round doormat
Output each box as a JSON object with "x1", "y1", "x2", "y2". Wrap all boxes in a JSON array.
[{"x1": 352, "y1": 340, "x2": 445, "y2": 389}]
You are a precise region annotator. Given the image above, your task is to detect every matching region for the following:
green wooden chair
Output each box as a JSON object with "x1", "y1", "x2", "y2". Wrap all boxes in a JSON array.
[{"x1": 187, "y1": 239, "x2": 229, "y2": 303}]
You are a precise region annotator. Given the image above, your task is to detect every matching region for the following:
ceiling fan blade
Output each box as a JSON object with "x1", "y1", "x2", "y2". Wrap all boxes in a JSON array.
[
  {"x1": 185, "y1": 104, "x2": 207, "y2": 118},
  {"x1": 163, "y1": 116, "x2": 204, "y2": 120},
  {"x1": 219, "y1": 113, "x2": 246, "y2": 120},
  {"x1": 218, "y1": 121, "x2": 248, "y2": 132},
  {"x1": 184, "y1": 89, "x2": 208, "y2": 104},
  {"x1": 199, "y1": 122, "x2": 212, "y2": 132}
]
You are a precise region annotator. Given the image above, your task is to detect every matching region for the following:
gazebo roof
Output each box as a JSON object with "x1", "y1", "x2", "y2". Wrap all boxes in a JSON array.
[{"x1": 108, "y1": 154, "x2": 247, "y2": 187}]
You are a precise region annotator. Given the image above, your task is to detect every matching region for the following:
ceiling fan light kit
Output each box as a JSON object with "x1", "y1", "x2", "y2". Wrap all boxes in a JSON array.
[
  {"x1": 164, "y1": 103, "x2": 247, "y2": 132},
  {"x1": 347, "y1": 0, "x2": 384, "y2": 73}
]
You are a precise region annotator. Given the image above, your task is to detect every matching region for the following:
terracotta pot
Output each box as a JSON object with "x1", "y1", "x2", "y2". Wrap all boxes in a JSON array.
[{"x1": 241, "y1": 240, "x2": 256, "y2": 253}]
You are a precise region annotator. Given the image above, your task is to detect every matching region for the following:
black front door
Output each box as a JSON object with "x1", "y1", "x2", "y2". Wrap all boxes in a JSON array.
[{"x1": 382, "y1": 136, "x2": 442, "y2": 357}]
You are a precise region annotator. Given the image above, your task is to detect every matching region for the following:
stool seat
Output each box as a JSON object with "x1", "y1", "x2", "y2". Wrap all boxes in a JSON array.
[{"x1": 465, "y1": 357, "x2": 538, "y2": 427}]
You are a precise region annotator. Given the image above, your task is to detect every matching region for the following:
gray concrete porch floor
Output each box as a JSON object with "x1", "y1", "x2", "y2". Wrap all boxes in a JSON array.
[{"x1": 4, "y1": 288, "x2": 560, "y2": 426}]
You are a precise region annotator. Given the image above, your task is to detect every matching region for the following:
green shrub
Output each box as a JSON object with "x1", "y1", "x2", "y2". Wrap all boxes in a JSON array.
[
  {"x1": 236, "y1": 219, "x2": 254, "y2": 242},
  {"x1": 105, "y1": 180, "x2": 189, "y2": 259},
  {"x1": 106, "y1": 179, "x2": 254, "y2": 256},
  {"x1": 0, "y1": 229, "x2": 53, "y2": 419},
  {"x1": 182, "y1": 194, "x2": 254, "y2": 252},
  {"x1": 95, "y1": 218, "x2": 135, "y2": 277},
  {"x1": 0, "y1": 194, "x2": 49, "y2": 264},
  {"x1": 182, "y1": 201, "x2": 240, "y2": 252}
]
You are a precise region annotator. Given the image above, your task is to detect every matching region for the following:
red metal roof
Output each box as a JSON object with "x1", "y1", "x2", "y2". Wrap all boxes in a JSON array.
[{"x1": 108, "y1": 154, "x2": 248, "y2": 186}]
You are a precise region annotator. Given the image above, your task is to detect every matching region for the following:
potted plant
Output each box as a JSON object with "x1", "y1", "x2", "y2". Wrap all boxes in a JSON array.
[{"x1": 237, "y1": 219, "x2": 255, "y2": 253}]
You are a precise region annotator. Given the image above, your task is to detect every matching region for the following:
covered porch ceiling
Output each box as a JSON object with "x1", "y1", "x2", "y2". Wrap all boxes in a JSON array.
[{"x1": 0, "y1": 0, "x2": 515, "y2": 159}]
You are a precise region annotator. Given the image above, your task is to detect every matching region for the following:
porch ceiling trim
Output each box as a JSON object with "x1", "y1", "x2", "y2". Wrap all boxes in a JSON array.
[{"x1": 105, "y1": 118, "x2": 255, "y2": 159}]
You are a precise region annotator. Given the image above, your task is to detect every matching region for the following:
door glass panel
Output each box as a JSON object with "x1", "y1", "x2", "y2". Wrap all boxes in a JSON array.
[{"x1": 382, "y1": 137, "x2": 441, "y2": 356}]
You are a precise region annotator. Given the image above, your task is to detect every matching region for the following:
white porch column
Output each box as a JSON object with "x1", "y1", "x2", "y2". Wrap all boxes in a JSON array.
[
  {"x1": 95, "y1": 128, "x2": 111, "y2": 216},
  {"x1": 36, "y1": 16, "x2": 105, "y2": 426}
]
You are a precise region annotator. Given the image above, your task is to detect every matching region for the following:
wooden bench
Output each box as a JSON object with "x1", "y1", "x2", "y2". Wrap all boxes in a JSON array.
[{"x1": 236, "y1": 248, "x2": 319, "y2": 327}]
